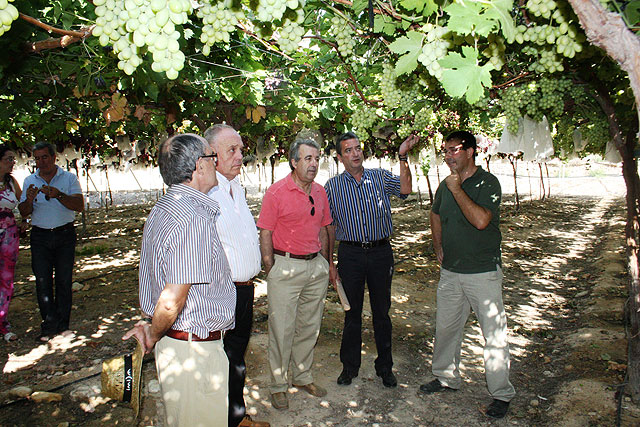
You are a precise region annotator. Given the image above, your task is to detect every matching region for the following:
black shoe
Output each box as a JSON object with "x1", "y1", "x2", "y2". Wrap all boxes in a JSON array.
[
  {"x1": 418, "y1": 379, "x2": 457, "y2": 394},
  {"x1": 377, "y1": 371, "x2": 397, "y2": 388},
  {"x1": 486, "y1": 399, "x2": 510, "y2": 419},
  {"x1": 337, "y1": 369, "x2": 358, "y2": 385}
]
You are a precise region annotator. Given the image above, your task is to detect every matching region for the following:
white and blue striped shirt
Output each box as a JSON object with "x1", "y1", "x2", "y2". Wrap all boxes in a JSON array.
[
  {"x1": 325, "y1": 168, "x2": 406, "y2": 242},
  {"x1": 139, "y1": 184, "x2": 236, "y2": 339}
]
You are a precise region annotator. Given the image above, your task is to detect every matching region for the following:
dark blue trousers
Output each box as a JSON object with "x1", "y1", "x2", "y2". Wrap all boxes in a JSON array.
[
  {"x1": 338, "y1": 241, "x2": 394, "y2": 375},
  {"x1": 31, "y1": 224, "x2": 76, "y2": 336},
  {"x1": 224, "y1": 283, "x2": 254, "y2": 427}
]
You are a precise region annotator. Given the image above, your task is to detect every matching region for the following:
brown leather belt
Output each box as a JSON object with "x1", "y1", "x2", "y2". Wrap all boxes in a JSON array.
[
  {"x1": 273, "y1": 249, "x2": 318, "y2": 260},
  {"x1": 166, "y1": 329, "x2": 223, "y2": 341},
  {"x1": 234, "y1": 279, "x2": 254, "y2": 286}
]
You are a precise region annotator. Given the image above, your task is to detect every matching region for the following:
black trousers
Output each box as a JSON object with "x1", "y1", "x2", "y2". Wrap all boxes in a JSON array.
[
  {"x1": 338, "y1": 241, "x2": 394, "y2": 375},
  {"x1": 31, "y1": 224, "x2": 77, "y2": 336},
  {"x1": 224, "y1": 283, "x2": 254, "y2": 427}
]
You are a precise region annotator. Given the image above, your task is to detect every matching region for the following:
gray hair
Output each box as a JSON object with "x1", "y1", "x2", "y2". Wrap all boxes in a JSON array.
[
  {"x1": 33, "y1": 141, "x2": 55, "y2": 156},
  {"x1": 158, "y1": 133, "x2": 208, "y2": 186},
  {"x1": 289, "y1": 139, "x2": 321, "y2": 170},
  {"x1": 203, "y1": 123, "x2": 236, "y2": 148}
]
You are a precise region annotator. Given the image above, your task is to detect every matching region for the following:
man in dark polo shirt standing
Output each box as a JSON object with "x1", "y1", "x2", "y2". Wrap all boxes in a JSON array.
[{"x1": 419, "y1": 131, "x2": 515, "y2": 420}]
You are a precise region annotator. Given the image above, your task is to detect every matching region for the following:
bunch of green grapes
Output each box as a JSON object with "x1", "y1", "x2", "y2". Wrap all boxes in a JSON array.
[
  {"x1": 554, "y1": 116, "x2": 576, "y2": 156},
  {"x1": 414, "y1": 106, "x2": 436, "y2": 131},
  {"x1": 395, "y1": 85, "x2": 419, "y2": 117},
  {"x1": 93, "y1": 0, "x2": 192, "y2": 79},
  {"x1": 481, "y1": 33, "x2": 506, "y2": 70},
  {"x1": 277, "y1": 16, "x2": 304, "y2": 54},
  {"x1": 517, "y1": 0, "x2": 584, "y2": 59},
  {"x1": 330, "y1": 15, "x2": 356, "y2": 58},
  {"x1": 379, "y1": 63, "x2": 402, "y2": 109},
  {"x1": 197, "y1": 0, "x2": 245, "y2": 56},
  {"x1": 397, "y1": 122, "x2": 412, "y2": 139},
  {"x1": 500, "y1": 85, "x2": 527, "y2": 134},
  {"x1": 581, "y1": 114, "x2": 610, "y2": 146},
  {"x1": 0, "y1": 0, "x2": 19, "y2": 37},
  {"x1": 417, "y1": 23, "x2": 451, "y2": 80},
  {"x1": 256, "y1": 0, "x2": 302, "y2": 21},
  {"x1": 350, "y1": 105, "x2": 378, "y2": 133}
]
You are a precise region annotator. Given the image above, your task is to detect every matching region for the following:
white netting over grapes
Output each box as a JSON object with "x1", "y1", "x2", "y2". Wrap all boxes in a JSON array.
[{"x1": 498, "y1": 116, "x2": 554, "y2": 161}]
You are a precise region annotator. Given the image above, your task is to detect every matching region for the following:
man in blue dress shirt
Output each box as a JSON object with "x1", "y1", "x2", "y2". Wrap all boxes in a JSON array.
[{"x1": 325, "y1": 132, "x2": 418, "y2": 388}]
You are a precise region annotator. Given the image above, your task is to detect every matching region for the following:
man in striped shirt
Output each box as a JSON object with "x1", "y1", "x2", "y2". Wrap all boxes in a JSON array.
[
  {"x1": 257, "y1": 139, "x2": 332, "y2": 410},
  {"x1": 325, "y1": 132, "x2": 418, "y2": 388},
  {"x1": 205, "y1": 124, "x2": 269, "y2": 427},
  {"x1": 123, "y1": 133, "x2": 236, "y2": 426}
]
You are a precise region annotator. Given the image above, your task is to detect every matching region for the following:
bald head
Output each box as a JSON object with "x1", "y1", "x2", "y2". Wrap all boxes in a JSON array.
[{"x1": 204, "y1": 124, "x2": 244, "y2": 180}]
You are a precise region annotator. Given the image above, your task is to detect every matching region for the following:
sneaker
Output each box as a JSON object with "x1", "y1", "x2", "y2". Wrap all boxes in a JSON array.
[
  {"x1": 270, "y1": 392, "x2": 288, "y2": 409},
  {"x1": 337, "y1": 369, "x2": 358, "y2": 386},
  {"x1": 418, "y1": 379, "x2": 457, "y2": 394},
  {"x1": 486, "y1": 399, "x2": 510, "y2": 419},
  {"x1": 377, "y1": 371, "x2": 397, "y2": 388}
]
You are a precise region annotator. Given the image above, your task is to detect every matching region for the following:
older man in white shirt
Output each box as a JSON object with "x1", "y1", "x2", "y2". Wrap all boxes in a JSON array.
[{"x1": 205, "y1": 124, "x2": 269, "y2": 427}]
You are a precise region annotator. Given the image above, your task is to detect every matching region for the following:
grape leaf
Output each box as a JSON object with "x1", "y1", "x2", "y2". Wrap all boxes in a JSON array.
[
  {"x1": 444, "y1": 1, "x2": 497, "y2": 37},
  {"x1": 438, "y1": 46, "x2": 493, "y2": 104},
  {"x1": 626, "y1": 0, "x2": 640, "y2": 25},
  {"x1": 352, "y1": 0, "x2": 369, "y2": 15},
  {"x1": 484, "y1": 0, "x2": 516, "y2": 43},
  {"x1": 103, "y1": 93, "x2": 129, "y2": 125},
  {"x1": 374, "y1": 15, "x2": 398, "y2": 36},
  {"x1": 400, "y1": 0, "x2": 437, "y2": 15},
  {"x1": 389, "y1": 31, "x2": 423, "y2": 75}
]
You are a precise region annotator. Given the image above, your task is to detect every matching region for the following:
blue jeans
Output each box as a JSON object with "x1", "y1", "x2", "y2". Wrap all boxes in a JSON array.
[{"x1": 31, "y1": 223, "x2": 77, "y2": 335}]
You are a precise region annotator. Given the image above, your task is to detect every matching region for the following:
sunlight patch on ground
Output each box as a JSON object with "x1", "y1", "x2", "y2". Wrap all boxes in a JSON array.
[
  {"x1": 392, "y1": 294, "x2": 409, "y2": 304},
  {"x1": 77, "y1": 249, "x2": 138, "y2": 272},
  {"x1": 3, "y1": 332, "x2": 90, "y2": 373}
]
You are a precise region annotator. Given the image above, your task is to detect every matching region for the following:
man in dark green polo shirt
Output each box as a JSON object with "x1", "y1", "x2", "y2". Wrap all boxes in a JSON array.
[{"x1": 419, "y1": 131, "x2": 515, "y2": 419}]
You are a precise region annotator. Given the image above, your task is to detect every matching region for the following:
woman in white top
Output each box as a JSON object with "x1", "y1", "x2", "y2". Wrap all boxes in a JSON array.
[{"x1": 0, "y1": 146, "x2": 24, "y2": 342}]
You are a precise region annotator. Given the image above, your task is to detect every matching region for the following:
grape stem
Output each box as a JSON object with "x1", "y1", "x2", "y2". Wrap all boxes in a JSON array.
[{"x1": 20, "y1": 13, "x2": 92, "y2": 39}]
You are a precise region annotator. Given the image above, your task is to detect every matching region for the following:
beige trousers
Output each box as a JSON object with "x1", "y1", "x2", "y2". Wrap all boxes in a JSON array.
[
  {"x1": 267, "y1": 254, "x2": 329, "y2": 393},
  {"x1": 155, "y1": 335, "x2": 229, "y2": 426}
]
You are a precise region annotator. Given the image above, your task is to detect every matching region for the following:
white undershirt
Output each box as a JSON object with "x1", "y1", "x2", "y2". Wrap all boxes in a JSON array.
[{"x1": 208, "y1": 172, "x2": 261, "y2": 282}]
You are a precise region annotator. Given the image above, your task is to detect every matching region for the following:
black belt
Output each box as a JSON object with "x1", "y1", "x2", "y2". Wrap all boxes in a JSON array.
[
  {"x1": 32, "y1": 222, "x2": 74, "y2": 232},
  {"x1": 273, "y1": 249, "x2": 318, "y2": 260},
  {"x1": 340, "y1": 238, "x2": 389, "y2": 249}
]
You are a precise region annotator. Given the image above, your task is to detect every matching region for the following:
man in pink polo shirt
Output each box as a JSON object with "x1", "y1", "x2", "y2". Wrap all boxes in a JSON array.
[{"x1": 257, "y1": 138, "x2": 332, "y2": 410}]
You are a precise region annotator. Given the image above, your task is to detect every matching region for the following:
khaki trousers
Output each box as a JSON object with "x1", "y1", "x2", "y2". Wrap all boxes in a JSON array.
[
  {"x1": 432, "y1": 266, "x2": 516, "y2": 402},
  {"x1": 155, "y1": 335, "x2": 229, "y2": 426},
  {"x1": 267, "y1": 254, "x2": 329, "y2": 393}
]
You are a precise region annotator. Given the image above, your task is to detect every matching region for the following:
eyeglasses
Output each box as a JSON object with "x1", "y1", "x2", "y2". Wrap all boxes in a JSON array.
[
  {"x1": 440, "y1": 144, "x2": 465, "y2": 156},
  {"x1": 309, "y1": 195, "x2": 315, "y2": 216},
  {"x1": 200, "y1": 153, "x2": 218, "y2": 161}
]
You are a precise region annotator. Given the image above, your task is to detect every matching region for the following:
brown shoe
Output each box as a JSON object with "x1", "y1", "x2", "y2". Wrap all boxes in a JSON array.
[
  {"x1": 270, "y1": 392, "x2": 288, "y2": 409},
  {"x1": 238, "y1": 415, "x2": 270, "y2": 427},
  {"x1": 293, "y1": 382, "x2": 327, "y2": 397}
]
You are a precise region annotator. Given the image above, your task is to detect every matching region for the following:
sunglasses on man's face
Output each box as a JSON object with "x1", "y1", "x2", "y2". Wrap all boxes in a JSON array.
[{"x1": 309, "y1": 195, "x2": 315, "y2": 216}]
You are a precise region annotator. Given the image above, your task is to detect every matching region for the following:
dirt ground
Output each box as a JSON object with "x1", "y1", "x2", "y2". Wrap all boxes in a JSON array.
[{"x1": 0, "y1": 191, "x2": 638, "y2": 426}]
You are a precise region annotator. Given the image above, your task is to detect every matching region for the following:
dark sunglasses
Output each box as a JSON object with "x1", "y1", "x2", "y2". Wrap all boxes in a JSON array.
[{"x1": 309, "y1": 195, "x2": 315, "y2": 216}]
